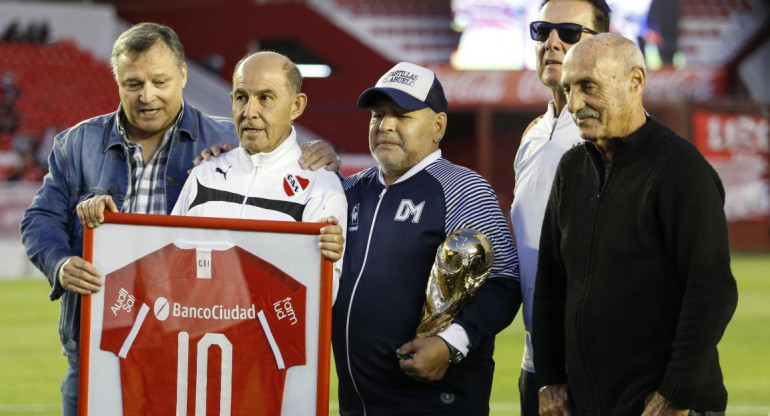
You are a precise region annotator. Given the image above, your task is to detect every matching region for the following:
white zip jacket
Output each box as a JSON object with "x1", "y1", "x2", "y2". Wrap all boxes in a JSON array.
[
  {"x1": 511, "y1": 101, "x2": 583, "y2": 373},
  {"x1": 172, "y1": 127, "x2": 347, "y2": 301}
]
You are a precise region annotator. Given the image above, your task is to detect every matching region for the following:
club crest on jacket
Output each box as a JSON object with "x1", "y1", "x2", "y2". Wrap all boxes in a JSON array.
[{"x1": 283, "y1": 174, "x2": 309, "y2": 196}]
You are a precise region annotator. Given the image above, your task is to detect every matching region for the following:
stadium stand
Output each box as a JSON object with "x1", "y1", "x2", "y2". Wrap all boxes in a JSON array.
[
  {"x1": 311, "y1": 0, "x2": 459, "y2": 64},
  {"x1": 0, "y1": 0, "x2": 766, "y2": 253},
  {"x1": 0, "y1": 39, "x2": 117, "y2": 181},
  {"x1": 0, "y1": 39, "x2": 117, "y2": 135}
]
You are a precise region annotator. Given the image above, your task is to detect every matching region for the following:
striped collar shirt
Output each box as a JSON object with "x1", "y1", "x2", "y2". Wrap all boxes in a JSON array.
[{"x1": 117, "y1": 103, "x2": 184, "y2": 214}]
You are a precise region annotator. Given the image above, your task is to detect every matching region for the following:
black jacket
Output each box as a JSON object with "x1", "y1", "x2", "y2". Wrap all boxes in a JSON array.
[{"x1": 533, "y1": 118, "x2": 737, "y2": 415}]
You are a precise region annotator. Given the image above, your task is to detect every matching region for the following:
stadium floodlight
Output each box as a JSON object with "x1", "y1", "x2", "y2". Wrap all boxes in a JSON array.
[{"x1": 297, "y1": 64, "x2": 332, "y2": 78}]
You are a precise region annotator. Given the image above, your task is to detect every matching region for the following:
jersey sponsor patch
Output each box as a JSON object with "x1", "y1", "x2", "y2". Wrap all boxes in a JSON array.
[
  {"x1": 283, "y1": 174, "x2": 309, "y2": 197},
  {"x1": 273, "y1": 297, "x2": 299, "y2": 326},
  {"x1": 171, "y1": 302, "x2": 257, "y2": 320},
  {"x1": 110, "y1": 287, "x2": 136, "y2": 316},
  {"x1": 154, "y1": 297, "x2": 170, "y2": 321}
]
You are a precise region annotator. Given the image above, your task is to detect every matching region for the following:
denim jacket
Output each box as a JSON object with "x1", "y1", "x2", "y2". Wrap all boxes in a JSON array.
[{"x1": 20, "y1": 101, "x2": 238, "y2": 348}]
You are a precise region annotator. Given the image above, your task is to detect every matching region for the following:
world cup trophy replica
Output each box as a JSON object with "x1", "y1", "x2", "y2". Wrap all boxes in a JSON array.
[{"x1": 415, "y1": 228, "x2": 494, "y2": 337}]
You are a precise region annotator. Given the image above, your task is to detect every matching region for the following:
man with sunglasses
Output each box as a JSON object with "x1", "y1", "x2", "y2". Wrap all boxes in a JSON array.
[{"x1": 510, "y1": 1, "x2": 610, "y2": 415}]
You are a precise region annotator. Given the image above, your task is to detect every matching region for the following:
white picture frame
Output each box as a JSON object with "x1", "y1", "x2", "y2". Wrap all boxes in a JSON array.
[{"x1": 79, "y1": 212, "x2": 333, "y2": 416}]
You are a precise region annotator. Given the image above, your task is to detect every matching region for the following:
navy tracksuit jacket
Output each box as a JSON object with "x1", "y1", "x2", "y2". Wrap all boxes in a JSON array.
[{"x1": 332, "y1": 155, "x2": 521, "y2": 415}]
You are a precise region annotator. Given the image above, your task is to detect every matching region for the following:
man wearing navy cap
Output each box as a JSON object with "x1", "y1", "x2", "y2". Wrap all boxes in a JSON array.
[{"x1": 331, "y1": 62, "x2": 521, "y2": 415}]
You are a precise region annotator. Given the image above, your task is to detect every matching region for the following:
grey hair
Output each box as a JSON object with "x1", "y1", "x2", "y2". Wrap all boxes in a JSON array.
[{"x1": 111, "y1": 22, "x2": 185, "y2": 76}]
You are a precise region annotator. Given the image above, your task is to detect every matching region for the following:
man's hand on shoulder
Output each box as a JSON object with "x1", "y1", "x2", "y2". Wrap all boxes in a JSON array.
[
  {"x1": 538, "y1": 384, "x2": 572, "y2": 416},
  {"x1": 77, "y1": 195, "x2": 118, "y2": 229},
  {"x1": 189, "y1": 143, "x2": 237, "y2": 173},
  {"x1": 59, "y1": 256, "x2": 102, "y2": 295},
  {"x1": 396, "y1": 336, "x2": 451, "y2": 382},
  {"x1": 299, "y1": 140, "x2": 341, "y2": 172},
  {"x1": 642, "y1": 391, "x2": 688, "y2": 416}
]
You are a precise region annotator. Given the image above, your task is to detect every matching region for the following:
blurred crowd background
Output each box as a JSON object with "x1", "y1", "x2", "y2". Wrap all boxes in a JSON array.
[{"x1": 0, "y1": 0, "x2": 768, "y2": 277}]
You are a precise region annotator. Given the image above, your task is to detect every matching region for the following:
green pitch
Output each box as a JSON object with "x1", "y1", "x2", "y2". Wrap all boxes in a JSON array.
[{"x1": 1, "y1": 253, "x2": 768, "y2": 415}]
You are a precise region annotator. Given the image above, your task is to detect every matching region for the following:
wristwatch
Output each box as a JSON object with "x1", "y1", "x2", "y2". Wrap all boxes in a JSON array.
[{"x1": 441, "y1": 338, "x2": 464, "y2": 364}]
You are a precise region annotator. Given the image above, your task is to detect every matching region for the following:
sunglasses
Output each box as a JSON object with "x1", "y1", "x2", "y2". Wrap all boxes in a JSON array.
[{"x1": 529, "y1": 21, "x2": 598, "y2": 44}]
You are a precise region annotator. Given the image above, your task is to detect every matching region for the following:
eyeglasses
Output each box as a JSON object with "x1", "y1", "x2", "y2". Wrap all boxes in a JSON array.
[{"x1": 529, "y1": 21, "x2": 598, "y2": 44}]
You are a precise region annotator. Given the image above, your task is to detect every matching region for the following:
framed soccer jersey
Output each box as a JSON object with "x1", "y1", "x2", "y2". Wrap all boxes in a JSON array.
[{"x1": 79, "y1": 212, "x2": 333, "y2": 416}]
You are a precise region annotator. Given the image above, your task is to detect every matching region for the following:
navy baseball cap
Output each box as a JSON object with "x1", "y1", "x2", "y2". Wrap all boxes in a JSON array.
[{"x1": 358, "y1": 62, "x2": 448, "y2": 113}]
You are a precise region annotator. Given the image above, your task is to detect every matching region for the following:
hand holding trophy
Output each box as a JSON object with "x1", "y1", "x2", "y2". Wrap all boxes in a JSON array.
[{"x1": 415, "y1": 228, "x2": 494, "y2": 338}]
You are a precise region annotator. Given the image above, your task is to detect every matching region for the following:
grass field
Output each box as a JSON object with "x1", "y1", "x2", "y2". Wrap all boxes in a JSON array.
[{"x1": 1, "y1": 253, "x2": 768, "y2": 415}]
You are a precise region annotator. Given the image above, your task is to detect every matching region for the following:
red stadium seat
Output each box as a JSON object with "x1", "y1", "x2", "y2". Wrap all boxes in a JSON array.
[{"x1": 1, "y1": 40, "x2": 118, "y2": 137}]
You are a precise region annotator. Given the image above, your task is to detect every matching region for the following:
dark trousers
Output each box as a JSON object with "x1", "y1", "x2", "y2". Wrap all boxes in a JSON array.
[
  {"x1": 518, "y1": 369, "x2": 539, "y2": 416},
  {"x1": 517, "y1": 368, "x2": 723, "y2": 416}
]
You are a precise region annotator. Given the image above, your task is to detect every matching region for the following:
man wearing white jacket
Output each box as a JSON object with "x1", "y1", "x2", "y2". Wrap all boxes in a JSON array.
[{"x1": 173, "y1": 51, "x2": 347, "y2": 296}]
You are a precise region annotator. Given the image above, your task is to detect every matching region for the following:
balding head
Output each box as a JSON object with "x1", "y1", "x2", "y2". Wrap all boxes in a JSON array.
[
  {"x1": 569, "y1": 33, "x2": 645, "y2": 77},
  {"x1": 230, "y1": 51, "x2": 307, "y2": 155},
  {"x1": 560, "y1": 33, "x2": 648, "y2": 154},
  {"x1": 233, "y1": 51, "x2": 303, "y2": 94}
]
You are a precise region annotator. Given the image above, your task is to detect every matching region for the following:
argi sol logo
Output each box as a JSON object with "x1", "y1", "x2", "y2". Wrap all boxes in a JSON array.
[{"x1": 111, "y1": 287, "x2": 135, "y2": 316}]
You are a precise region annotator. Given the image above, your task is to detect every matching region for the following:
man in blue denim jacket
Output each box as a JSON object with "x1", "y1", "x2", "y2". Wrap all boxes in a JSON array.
[
  {"x1": 19, "y1": 22, "x2": 237, "y2": 416},
  {"x1": 20, "y1": 23, "x2": 337, "y2": 415}
]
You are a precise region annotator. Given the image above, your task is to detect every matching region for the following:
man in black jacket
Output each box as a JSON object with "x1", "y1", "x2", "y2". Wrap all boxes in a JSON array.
[{"x1": 533, "y1": 33, "x2": 737, "y2": 416}]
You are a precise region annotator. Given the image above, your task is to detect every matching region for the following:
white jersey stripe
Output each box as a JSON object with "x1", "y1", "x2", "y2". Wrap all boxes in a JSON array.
[
  {"x1": 119, "y1": 303, "x2": 150, "y2": 358},
  {"x1": 258, "y1": 310, "x2": 285, "y2": 370}
]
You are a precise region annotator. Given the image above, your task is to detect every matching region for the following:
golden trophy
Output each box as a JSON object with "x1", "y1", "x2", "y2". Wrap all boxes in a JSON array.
[{"x1": 415, "y1": 228, "x2": 494, "y2": 338}]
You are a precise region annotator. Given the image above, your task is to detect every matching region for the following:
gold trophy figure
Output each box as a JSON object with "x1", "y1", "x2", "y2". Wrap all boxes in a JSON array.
[{"x1": 415, "y1": 228, "x2": 494, "y2": 338}]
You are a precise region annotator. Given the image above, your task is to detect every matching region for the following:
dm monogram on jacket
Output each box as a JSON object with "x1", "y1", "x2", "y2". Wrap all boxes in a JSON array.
[{"x1": 394, "y1": 199, "x2": 425, "y2": 223}]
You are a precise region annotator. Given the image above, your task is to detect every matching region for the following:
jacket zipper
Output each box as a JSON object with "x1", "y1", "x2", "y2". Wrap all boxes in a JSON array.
[
  {"x1": 548, "y1": 113, "x2": 559, "y2": 140},
  {"x1": 598, "y1": 161, "x2": 612, "y2": 196},
  {"x1": 578, "y1": 155, "x2": 612, "y2": 411},
  {"x1": 344, "y1": 186, "x2": 387, "y2": 415},
  {"x1": 240, "y1": 165, "x2": 259, "y2": 218}
]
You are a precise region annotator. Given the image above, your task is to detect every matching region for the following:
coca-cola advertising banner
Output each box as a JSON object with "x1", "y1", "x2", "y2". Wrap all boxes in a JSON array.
[
  {"x1": 691, "y1": 110, "x2": 769, "y2": 221},
  {"x1": 429, "y1": 67, "x2": 549, "y2": 108},
  {"x1": 430, "y1": 66, "x2": 726, "y2": 108}
]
